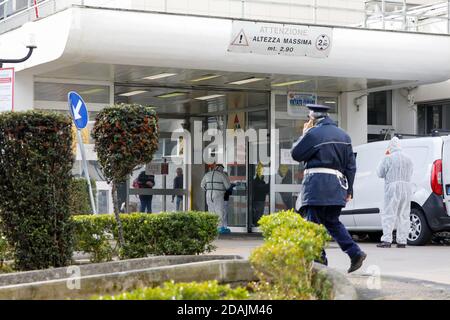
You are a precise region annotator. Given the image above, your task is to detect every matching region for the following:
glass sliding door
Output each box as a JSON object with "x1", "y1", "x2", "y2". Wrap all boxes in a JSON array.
[{"x1": 226, "y1": 109, "x2": 270, "y2": 232}]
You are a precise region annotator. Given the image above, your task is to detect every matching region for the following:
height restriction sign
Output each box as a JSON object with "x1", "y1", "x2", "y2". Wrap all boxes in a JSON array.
[
  {"x1": 228, "y1": 21, "x2": 333, "y2": 58},
  {"x1": 0, "y1": 68, "x2": 14, "y2": 112}
]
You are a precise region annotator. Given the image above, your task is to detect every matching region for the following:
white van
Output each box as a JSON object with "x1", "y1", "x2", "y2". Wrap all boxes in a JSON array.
[{"x1": 341, "y1": 136, "x2": 450, "y2": 245}]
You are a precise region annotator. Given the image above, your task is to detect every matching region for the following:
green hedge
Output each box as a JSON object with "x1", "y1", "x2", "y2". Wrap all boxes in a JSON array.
[
  {"x1": 249, "y1": 210, "x2": 332, "y2": 300},
  {"x1": 94, "y1": 280, "x2": 249, "y2": 300},
  {"x1": 0, "y1": 111, "x2": 74, "y2": 271},
  {"x1": 69, "y1": 178, "x2": 97, "y2": 215},
  {"x1": 73, "y1": 212, "x2": 219, "y2": 262}
]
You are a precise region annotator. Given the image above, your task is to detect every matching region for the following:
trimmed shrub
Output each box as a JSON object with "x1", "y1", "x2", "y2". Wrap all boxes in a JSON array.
[
  {"x1": 69, "y1": 178, "x2": 97, "y2": 215},
  {"x1": 0, "y1": 111, "x2": 74, "y2": 271},
  {"x1": 73, "y1": 212, "x2": 218, "y2": 262},
  {"x1": 72, "y1": 214, "x2": 115, "y2": 263},
  {"x1": 249, "y1": 210, "x2": 331, "y2": 300},
  {"x1": 93, "y1": 281, "x2": 249, "y2": 300},
  {"x1": 91, "y1": 104, "x2": 159, "y2": 248},
  {"x1": 91, "y1": 104, "x2": 159, "y2": 184}
]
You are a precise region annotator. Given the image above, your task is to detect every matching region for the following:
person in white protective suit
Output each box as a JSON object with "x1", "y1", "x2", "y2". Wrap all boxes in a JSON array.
[
  {"x1": 200, "y1": 164, "x2": 232, "y2": 234},
  {"x1": 376, "y1": 137, "x2": 414, "y2": 248}
]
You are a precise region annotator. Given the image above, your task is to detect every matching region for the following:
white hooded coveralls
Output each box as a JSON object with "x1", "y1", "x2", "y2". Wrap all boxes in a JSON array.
[
  {"x1": 376, "y1": 137, "x2": 414, "y2": 245},
  {"x1": 200, "y1": 169, "x2": 231, "y2": 228}
]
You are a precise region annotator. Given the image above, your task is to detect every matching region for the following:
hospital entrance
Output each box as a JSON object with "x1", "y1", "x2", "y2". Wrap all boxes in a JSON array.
[{"x1": 112, "y1": 75, "x2": 339, "y2": 233}]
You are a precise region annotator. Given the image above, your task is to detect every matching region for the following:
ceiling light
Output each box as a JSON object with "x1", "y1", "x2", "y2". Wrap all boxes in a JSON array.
[
  {"x1": 195, "y1": 94, "x2": 225, "y2": 101},
  {"x1": 79, "y1": 88, "x2": 105, "y2": 95},
  {"x1": 190, "y1": 74, "x2": 221, "y2": 82},
  {"x1": 156, "y1": 92, "x2": 187, "y2": 99},
  {"x1": 324, "y1": 101, "x2": 337, "y2": 104},
  {"x1": 119, "y1": 90, "x2": 147, "y2": 97},
  {"x1": 271, "y1": 80, "x2": 309, "y2": 87},
  {"x1": 228, "y1": 77, "x2": 266, "y2": 85},
  {"x1": 143, "y1": 73, "x2": 177, "y2": 80}
]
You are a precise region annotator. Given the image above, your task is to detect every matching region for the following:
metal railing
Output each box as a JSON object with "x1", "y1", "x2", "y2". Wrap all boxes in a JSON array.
[
  {"x1": 0, "y1": 0, "x2": 449, "y2": 35},
  {"x1": 361, "y1": 0, "x2": 450, "y2": 33}
]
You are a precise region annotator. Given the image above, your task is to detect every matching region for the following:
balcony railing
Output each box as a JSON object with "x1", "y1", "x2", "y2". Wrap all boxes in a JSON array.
[{"x1": 0, "y1": 0, "x2": 449, "y2": 35}]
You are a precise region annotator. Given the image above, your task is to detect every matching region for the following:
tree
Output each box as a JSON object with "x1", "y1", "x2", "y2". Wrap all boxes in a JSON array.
[{"x1": 91, "y1": 104, "x2": 159, "y2": 249}]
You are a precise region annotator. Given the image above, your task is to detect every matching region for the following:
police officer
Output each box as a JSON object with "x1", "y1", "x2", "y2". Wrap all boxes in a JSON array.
[
  {"x1": 200, "y1": 164, "x2": 232, "y2": 234},
  {"x1": 291, "y1": 104, "x2": 367, "y2": 273}
]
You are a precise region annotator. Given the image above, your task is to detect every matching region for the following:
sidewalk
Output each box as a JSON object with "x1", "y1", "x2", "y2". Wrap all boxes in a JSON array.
[{"x1": 349, "y1": 275, "x2": 450, "y2": 300}]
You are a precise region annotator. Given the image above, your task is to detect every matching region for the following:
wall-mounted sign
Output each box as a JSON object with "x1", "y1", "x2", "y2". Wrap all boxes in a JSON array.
[
  {"x1": 228, "y1": 21, "x2": 333, "y2": 58},
  {"x1": 0, "y1": 68, "x2": 14, "y2": 112},
  {"x1": 146, "y1": 163, "x2": 169, "y2": 175},
  {"x1": 280, "y1": 148, "x2": 297, "y2": 165},
  {"x1": 287, "y1": 92, "x2": 317, "y2": 117}
]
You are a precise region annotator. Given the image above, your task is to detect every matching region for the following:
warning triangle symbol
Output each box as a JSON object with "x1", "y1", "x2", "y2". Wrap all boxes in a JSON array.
[{"x1": 231, "y1": 29, "x2": 249, "y2": 46}]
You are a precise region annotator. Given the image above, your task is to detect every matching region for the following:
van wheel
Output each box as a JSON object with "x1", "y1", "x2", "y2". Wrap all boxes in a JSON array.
[{"x1": 408, "y1": 208, "x2": 432, "y2": 246}]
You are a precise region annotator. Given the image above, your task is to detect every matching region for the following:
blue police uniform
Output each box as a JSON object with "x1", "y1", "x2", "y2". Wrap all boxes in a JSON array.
[{"x1": 291, "y1": 105, "x2": 363, "y2": 266}]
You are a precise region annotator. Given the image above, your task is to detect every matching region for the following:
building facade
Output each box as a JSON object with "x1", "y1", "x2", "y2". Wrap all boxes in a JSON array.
[{"x1": 1, "y1": 0, "x2": 450, "y2": 232}]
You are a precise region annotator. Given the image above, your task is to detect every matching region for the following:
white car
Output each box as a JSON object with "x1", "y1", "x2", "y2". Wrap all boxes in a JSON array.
[{"x1": 341, "y1": 136, "x2": 450, "y2": 245}]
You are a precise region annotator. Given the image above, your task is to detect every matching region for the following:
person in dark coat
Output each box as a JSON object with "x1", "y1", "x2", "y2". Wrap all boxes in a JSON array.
[
  {"x1": 137, "y1": 170, "x2": 155, "y2": 213},
  {"x1": 252, "y1": 175, "x2": 269, "y2": 226},
  {"x1": 291, "y1": 104, "x2": 367, "y2": 273},
  {"x1": 172, "y1": 167, "x2": 184, "y2": 211}
]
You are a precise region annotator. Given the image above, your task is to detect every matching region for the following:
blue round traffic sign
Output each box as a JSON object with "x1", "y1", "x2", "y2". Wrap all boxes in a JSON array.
[{"x1": 68, "y1": 91, "x2": 89, "y2": 129}]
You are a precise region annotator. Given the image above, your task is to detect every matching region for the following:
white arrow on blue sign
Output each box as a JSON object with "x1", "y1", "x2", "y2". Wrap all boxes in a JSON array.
[{"x1": 68, "y1": 91, "x2": 89, "y2": 129}]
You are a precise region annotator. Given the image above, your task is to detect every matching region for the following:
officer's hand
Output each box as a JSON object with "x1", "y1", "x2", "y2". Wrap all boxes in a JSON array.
[
  {"x1": 346, "y1": 194, "x2": 353, "y2": 203},
  {"x1": 303, "y1": 120, "x2": 314, "y2": 134}
]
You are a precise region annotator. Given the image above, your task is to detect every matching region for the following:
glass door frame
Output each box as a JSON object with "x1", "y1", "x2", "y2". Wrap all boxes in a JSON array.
[
  {"x1": 225, "y1": 105, "x2": 271, "y2": 233},
  {"x1": 270, "y1": 90, "x2": 341, "y2": 213},
  {"x1": 270, "y1": 91, "x2": 299, "y2": 213}
]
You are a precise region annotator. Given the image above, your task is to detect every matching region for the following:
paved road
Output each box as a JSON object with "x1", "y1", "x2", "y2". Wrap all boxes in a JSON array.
[{"x1": 210, "y1": 237, "x2": 450, "y2": 286}]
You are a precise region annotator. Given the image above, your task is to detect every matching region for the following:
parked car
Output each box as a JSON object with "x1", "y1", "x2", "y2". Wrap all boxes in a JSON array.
[{"x1": 341, "y1": 136, "x2": 450, "y2": 245}]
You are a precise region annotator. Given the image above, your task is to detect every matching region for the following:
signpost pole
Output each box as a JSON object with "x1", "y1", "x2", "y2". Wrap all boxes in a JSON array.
[
  {"x1": 77, "y1": 129, "x2": 97, "y2": 215},
  {"x1": 69, "y1": 91, "x2": 97, "y2": 215}
]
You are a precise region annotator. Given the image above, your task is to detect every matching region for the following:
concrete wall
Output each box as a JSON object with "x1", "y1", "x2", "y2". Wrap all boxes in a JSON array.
[
  {"x1": 393, "y1": 89, "x2": 417, "y2": 135},
  {"x1": 389, "y1": 80, "x2": 450, "y2": 137},
  {"x1": 415, "y1": 80, "x2": 450, "y2": 103},
  {"x1": 14, "y1": 71, "x2": 34, "y2": 111}
]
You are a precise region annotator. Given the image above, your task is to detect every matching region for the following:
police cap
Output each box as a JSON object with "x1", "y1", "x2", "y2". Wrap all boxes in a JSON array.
[{"x1": 306, "y1": 104, "x2": 331, "y2": 113}]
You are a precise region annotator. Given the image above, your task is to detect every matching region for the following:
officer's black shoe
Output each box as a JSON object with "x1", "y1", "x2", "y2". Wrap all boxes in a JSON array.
[
  {"x1": 376, "y1": 242, "x2": 392, "y2": 248},
  {"x1": 397, "y1": 244, "x2": 406, "y2": 248},
  {"x1": 348, "y1": 252, "x2": 367, "y2": 274},
  {"x1": 314, "y1": 257, "x2": 328, "y2": 266}
]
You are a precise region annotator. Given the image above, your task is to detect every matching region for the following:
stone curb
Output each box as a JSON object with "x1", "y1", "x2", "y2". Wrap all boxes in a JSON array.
[
  {"x1": 0, "y1": 259, "x2": 254, "y2": 300},
  {"x1": 0, "y1": 255, "x2": 242, "y2": 287},
  {"x1": 313, "y1": 263, "x2": 358, "y2": 300}
]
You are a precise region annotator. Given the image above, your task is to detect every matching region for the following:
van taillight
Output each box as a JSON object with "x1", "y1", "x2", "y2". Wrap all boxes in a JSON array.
[{"x1": 431, "y1": 159, "x2": 443, "y2": 196}]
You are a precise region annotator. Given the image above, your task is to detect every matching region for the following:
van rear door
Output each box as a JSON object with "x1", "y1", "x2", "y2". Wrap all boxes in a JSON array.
[{"x1": 441, "y1": 137, "x2": 450, "y2": 216}]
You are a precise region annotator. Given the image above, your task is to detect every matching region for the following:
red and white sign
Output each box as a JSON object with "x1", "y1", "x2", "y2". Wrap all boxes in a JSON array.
[{"x1": 0, "y1": 68, "x2": 14, "y2": 112}]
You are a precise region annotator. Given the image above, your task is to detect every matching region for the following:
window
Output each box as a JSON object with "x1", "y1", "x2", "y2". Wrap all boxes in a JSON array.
[
  {"x1": 368, "y1": 91, "x2": 392, "y2": 125},
  {"x1": 34, "y1": 82, "x2": 110, "y2": 104}
]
